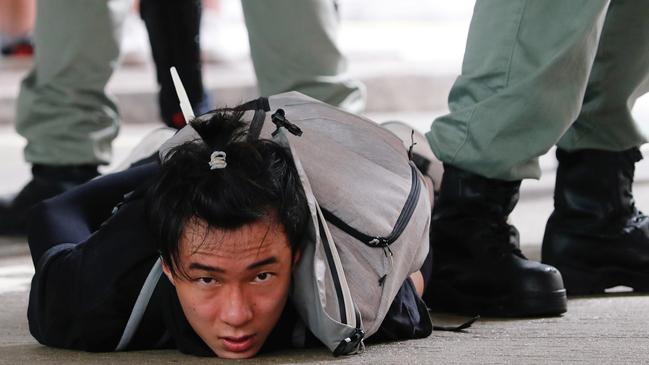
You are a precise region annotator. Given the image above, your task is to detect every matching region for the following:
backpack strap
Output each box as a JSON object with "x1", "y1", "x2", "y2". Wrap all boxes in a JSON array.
[
  {"x1": 115, "y1": 258, "x2": 163, "y2": 351},
  {"x1": 235, "y1": 97, "x2": 270, "y2": 142}
]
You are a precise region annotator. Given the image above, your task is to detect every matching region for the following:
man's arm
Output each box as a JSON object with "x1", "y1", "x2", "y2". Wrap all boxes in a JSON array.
[
  {"x1": 27, "y1": 163, "x2": 159, "y2": 264},
  {"x1": 27, "y1": 163, "x2": 164, "y2": 351}
]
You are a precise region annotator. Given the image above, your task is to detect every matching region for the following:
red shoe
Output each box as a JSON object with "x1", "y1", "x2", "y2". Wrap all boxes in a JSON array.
[{"x1": 1, "y1": 38, "x2": 34, "y2": 57}]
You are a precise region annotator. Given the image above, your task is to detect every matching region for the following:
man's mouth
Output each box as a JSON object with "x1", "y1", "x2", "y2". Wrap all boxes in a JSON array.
[{"x1": 220, "y1": 334, "x2": 256, "y2": 353}]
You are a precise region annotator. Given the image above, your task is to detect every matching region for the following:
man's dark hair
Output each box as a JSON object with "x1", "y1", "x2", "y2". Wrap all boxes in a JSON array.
[{"x1": 146, "y1": 108, "x2": 309, "y2": 278}]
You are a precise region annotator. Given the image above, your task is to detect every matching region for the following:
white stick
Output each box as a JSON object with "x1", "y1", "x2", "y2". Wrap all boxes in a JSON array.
[{"x1": 170, "y1": 66, "x2": 195, "y2": 124}]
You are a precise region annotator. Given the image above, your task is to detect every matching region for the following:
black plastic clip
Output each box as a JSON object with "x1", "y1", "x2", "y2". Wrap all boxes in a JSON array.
[
  {"x1": 333, "y1": 328, "x2": 365, "y2": 357},
  {"x1": 408, "y1": 129, "x2": 416, "y2": 160},
  {"x1": 271, "y1": 109, "x2": 303, "y2": 137}
]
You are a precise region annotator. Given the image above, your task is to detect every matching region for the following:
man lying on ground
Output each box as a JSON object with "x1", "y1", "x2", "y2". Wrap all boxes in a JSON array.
[{"x1": 26, "y1": 103, "x2": 435, "y2": 359}]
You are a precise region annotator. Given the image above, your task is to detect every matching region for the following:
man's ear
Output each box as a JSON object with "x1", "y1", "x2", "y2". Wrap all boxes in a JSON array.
[
  {"x1": 161, "y1": 258, "x2": 176, "y2": 286},
  {"x1": 292, "y1": 249, "x2": 301, "y2": 268}
]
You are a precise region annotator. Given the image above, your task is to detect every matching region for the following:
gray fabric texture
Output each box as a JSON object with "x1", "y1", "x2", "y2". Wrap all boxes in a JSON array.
[
  {"x1": 265, "y1": 93, "x2": 431, "y2": 342},
  {"x1": 158, "y1": 91, "x2": 433, "y2": 354}
]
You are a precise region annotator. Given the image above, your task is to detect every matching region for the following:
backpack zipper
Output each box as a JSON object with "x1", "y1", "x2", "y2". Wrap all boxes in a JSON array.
[
  {"x1": 321, "y1": 162, "x2": 422, "y2": 249},
  {"x1": 317, "y1": 205, "x2": 357, "y2": 329}
]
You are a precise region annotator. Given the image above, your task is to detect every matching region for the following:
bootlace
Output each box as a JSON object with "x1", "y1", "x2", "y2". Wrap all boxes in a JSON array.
[
  {"x1": 620, "y1": 152, "x2": 641, "y2": 219},
  {"x1": 622, "y1": 181, "x2": 646, "y2": 225},
  {"x1": 480, "y1": 220, "x2": 525, "y2": 259},
  {"x1": 433, "y1": 315, "x2": 480, "y2": 332}
]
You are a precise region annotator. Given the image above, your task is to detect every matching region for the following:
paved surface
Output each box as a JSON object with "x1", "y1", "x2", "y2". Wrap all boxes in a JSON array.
[
  {"x1": 3, "y1": 188, "x2": 649, "y2": 365},
  {"x1": 2, "y1": 2, "x2": 649, "y2": 363},
  {"x1": 1, "y1": 126, "x2": 648, "y2": 365},
  {"x1": 1, "y1": 294, "x2": 649, "y2": 365}
]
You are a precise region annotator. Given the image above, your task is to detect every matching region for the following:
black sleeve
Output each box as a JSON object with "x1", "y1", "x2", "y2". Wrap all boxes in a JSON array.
[
  {"x1": 371, "y1": 278, "x2": 433, "y2": 342},
  {"x1": 27, "y1": 163, "x2": 159, "y2": 265},
  {"x1": 27, "y1": 163, "x2": 167, "y2": 351}
]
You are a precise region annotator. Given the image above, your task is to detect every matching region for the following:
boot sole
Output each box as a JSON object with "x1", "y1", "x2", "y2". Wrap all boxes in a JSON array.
[
  {"x1": 428, "y1": 279, "x2": 567, "y2": 317},
  {"x1": 550, "y1": 262, "x2": 649, "y2": 296}
]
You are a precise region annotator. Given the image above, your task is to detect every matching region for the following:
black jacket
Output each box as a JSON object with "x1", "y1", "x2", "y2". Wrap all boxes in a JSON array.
[{"x1": 27, "y1": 162, "x2": 431, "y2": 356}]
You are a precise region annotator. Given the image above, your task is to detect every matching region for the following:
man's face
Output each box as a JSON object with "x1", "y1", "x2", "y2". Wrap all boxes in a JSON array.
[{"x1": 162, "y1": 217, "x2": 296, "y2": 359}]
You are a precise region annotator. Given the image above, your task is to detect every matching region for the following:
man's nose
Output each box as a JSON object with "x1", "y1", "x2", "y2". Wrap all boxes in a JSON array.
[{"x1": 220, "y1": 285, "x2": 253, "y2": 327}]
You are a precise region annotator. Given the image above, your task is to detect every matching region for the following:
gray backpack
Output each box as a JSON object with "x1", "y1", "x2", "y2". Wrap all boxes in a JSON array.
[{"x1": 118, "y1": 91, "x2": 433, "y2": 356}]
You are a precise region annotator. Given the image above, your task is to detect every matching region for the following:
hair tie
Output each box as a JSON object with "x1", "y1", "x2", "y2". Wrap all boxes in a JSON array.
[{"x1": 209, "y1": 151, "x2": 227, "y2": 170}]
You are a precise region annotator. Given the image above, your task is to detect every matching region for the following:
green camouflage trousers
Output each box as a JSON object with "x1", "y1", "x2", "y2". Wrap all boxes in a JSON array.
[
  {"x1": 428, "y1": 0, "x2": 649, "y2": 180},
  {"x1": 16, "y1": 0, "x2": 364, "y2": 165}
]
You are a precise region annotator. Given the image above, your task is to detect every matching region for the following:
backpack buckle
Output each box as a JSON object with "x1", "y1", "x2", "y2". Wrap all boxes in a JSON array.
[
  {"x1": 333, "y1": 328, "x2": 365, "y2": 357},
  {"x1": 271, "y1": 109, "x2": 303, "y2": 137}
]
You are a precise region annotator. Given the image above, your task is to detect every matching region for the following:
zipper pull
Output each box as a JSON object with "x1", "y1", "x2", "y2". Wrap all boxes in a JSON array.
[
  {"x1": 379, "y1": 246, "x2": 394, "y2": 286},
  {"x1": 378, "y1": 274, "x2": 387, "y2": 286},
  {"x1": 369, "y1": 237, "x2": 389, "y2": 248}
]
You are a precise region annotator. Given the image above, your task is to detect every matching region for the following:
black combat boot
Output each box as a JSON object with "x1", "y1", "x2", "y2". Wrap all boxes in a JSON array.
[
  {"x1": 0, "y1": 164, "x2": 99, "y2": 235},
  {"x1": 426, "y1": 164, "x2": 567, "y2": 317},
  {"x1": 542, "y1": 148, "x2": 649, "y2": 295}
]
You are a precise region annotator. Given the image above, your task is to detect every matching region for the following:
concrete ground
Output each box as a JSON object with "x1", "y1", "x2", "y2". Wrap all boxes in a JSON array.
[
  {"x1": 3, "y1": 179, "x2": 649, "y2": 365},
  {"x1": 2, "y1": 126, "x2": 649, "y2": 365},
  {"x1": 2, "y1": 3, "x2": 649, "y2": 363}
]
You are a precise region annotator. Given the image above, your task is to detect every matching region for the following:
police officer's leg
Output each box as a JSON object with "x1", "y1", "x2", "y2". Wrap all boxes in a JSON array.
[
  {"x1": 426, "y1": 0, "x2": 610, "y2": 316},
  {"x1": 17, "y1": 0, "x2": 130, "y2": 167},
  {"x1": 544, "y1": 0, "x2": 649, "y2": 294},
  {"x1": 0, "y1": 0, "x2": 131, "y2": 235},
  {"x1": 428, "y1": 0, "x2": 610, "y2": 180},
  {"x1": 140, "y1": 0, "x2": 209, "y2": 129},
  {"x1": 240, "y1": 0, "x2": 365, "y2": 113}
]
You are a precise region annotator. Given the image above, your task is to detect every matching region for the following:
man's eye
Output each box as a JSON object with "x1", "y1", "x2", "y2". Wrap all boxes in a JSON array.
[
  {"x1": 254, "y1": 272, "x2": 274, "y2": 283},
  {"x1": 198, "y1": 277, "x2": 216, "y2": 285}
]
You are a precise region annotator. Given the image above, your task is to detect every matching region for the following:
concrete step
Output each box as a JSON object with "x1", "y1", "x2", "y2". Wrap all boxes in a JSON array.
[
  {"x1": 0, "y1": 57, "x2": 456, "y2": 126},
  {"x1": 0, "y1": 17, "x2": 471, "y2": 125}
]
